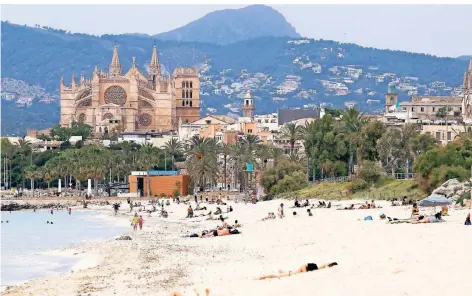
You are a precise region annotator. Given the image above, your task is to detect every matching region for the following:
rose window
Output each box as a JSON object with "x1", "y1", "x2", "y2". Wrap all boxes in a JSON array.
[
  {"x1": 104, "y1": 85, "x2": 127, "y2": 106},
  {"x1": 138, "y1": 113, "x2": 152, "y2": 127}
]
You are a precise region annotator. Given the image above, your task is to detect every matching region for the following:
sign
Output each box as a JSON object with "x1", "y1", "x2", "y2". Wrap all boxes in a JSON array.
[
  {"x1": 131, "y1": 170, "x2": 179, "y2": 176},
  {"x1": 246, "y1": 163, "x2": 254, "y2": 172}
]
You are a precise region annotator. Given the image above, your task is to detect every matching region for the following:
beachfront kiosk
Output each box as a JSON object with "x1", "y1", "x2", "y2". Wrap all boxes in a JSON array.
[{"x1": 129, "y1": 170, "x2": 189, "y2": 198}]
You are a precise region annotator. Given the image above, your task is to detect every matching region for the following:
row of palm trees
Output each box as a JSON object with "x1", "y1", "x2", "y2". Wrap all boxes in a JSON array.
[{"x1": 4, "y1": 134, "x2": 287, "y2": 196}]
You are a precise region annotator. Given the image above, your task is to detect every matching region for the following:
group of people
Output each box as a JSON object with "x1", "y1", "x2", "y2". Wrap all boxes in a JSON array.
[{"x1": 131, "y1": 213, "x2": 144, "y2": 231}]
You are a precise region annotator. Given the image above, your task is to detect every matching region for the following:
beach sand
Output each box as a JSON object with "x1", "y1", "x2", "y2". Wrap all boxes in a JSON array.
[{"x1": 2, "y1": 198, "x2": 471, "y2": 296}]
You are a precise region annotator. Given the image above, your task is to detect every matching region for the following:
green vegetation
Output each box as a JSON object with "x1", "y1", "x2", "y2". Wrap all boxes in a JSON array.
[{"x1": 296, "y1": 179, "x2": 422, "y2": 201}]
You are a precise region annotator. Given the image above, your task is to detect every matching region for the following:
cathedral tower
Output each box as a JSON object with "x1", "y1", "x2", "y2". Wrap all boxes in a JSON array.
[
  {"x1": 109, "y1": 44, "x2": 122, "y2": 76},
  {"x1": 148, "y1": 43, "x2": 161, "y2": 84},
  {"x1": 462, "y1": 59, "x2": 472, "y2": 122},
  {"x1": 385, "y1": 81, "x2": 398, "y2": 113}
]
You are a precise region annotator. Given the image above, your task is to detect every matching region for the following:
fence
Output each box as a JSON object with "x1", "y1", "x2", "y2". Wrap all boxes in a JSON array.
[{"x1": 311, "y1": 173, "x2": 416, "y2": 184}]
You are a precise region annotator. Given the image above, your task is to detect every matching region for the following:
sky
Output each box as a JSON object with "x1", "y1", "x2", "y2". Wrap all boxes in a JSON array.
[{"x1": 2, "y1": 4, "x2": 472, "y2": 57}]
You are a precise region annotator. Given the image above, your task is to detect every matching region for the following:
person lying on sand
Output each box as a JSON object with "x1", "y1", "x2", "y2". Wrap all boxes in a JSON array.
[
  {"x1": 169, "y1": 288, "x2": 210, "y2": 296},
  {"x1": 195, "y1": 204, "x2": 207, "y2": 211},
  {"x1": 262, "y1": 212, "x2": 276, "y2": 221},
  {"x1": 465, "y1": 213, "x2": 471, "y2": 225},
  {"x1": 201, "y1": 228, "x2": 240, "y2": 238},
  {"x1": 257, "y1": 262, "x2": 338, "y2": 280},
  {"x1": 411, "y1": 212, "x2": 443, "y2": 224},
  {"x1": 343, "y1": 204, "x2": 355, "y2": 210},
  {"x1": 301, "y1": 199, "x2": 310, "y2": 207},
  {"x1": 214, "y1": 207, "x2": 222, "y2": 215},
  {"x1": 233, "y1": 220, "x2": 241, "y2": 228},
  {"x1": 227, "y1": 205, "x2": 233, "y2": 213}
]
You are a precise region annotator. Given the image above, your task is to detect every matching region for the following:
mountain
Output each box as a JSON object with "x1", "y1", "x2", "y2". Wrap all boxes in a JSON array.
[
  {"x1": 457, "y1": 55, "x2": 472, "y2": 61},
  {"x1": 155, "y1": 5, "x2": 300, "y2": 45},
  {"x1": 1, "y1": 21, "x2": 469, "y2": 135}
]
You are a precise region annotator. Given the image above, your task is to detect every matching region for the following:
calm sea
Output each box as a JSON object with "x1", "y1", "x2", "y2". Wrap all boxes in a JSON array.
[{"x1": 0, "y1": 210, "x2": 126, "y2": 287}]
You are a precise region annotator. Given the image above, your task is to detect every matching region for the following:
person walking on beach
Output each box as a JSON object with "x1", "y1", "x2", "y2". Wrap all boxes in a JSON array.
[
  {"x1": 278, "y1": 203, "x2": 285, "y2": 218},
  {"x1": 50, "y1": 209, "x2": 54, "y2": 215},
  {"x1": 138, "y1": 215, "x2": 144, "y2": 230},
  {"x1": 132, "y1": 213, "x2": 139, "y2": 231}
]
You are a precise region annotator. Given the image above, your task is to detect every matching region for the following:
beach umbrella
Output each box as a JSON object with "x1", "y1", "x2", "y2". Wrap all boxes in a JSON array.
[{"x1": 418, "y1": 194, "x2": 452, "y2": 207}]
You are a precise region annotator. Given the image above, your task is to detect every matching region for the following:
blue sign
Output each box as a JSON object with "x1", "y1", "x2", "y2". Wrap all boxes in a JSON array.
[
  {"x1": 246, "y1": 163, "x2": 254, "y2": 172},
  {"x1": 149, "y1": 170, "x2": 179, "y2": 176}
]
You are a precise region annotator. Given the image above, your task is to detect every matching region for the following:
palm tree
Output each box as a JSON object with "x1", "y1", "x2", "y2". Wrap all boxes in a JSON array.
[
  {"x1": 269, "y1": 144, "x2": 284, "y2": 168},
  {"x1": 280, "y1": 122, "x2": 303, "y2": 155},
  {"x1": 164, "y1": 138, "x2": 183, "y2": 170},
  {"x1": 24, "y1": 165, "x2": 38, "y2": 192},
  {"x1": 136, "y1": 144, "x2": 159, "y2": 198},
  {"x1": 229, "y1": 141, "x2": 247, "y2": 192},
  {"x1": 219, "y1": 142, "x2": 232, "y2": 189},
  {"x1": 185, "y1": 136, "x2": 219, "y2": 192},
  {"x1": 340, "y1": 108, "x2": 365, "y2": 172},
  {"x1": 1, "y1": 138, "x2": 15, "y2": 189},
  {"x1": 17, "y1": 136, "x2": 32, "y2": 189}
]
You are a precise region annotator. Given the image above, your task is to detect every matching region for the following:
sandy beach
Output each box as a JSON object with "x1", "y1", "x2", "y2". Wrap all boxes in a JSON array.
[{"x1": 2, "y1": 198, "x2": 471, "y2": 296}]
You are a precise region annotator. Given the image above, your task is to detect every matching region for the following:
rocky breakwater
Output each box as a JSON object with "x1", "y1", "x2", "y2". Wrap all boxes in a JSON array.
[
  {"x1": 1, "y1": 202, "x2": 74, "y2": 211},
  {"x1": 432, "y1": 178, "x2": 472, "y2": 203}
]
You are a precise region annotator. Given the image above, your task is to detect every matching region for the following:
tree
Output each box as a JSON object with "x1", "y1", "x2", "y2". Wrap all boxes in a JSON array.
[
  {"x1": 185, "y1": 137, "x2": 219, "y2": 191},
  {"x1": 219, "y1": 142, "x2": 233, "y2": 189},
  {"x1": 340, "y1": 108, "x2": 366, "y2": 170},
  {"x1": 410, "y1": 133, "x2": 439, "y2": 157},
  {"x1": 164, "y1": 138, "x2": 183, "y2": 170},
  {"x1": 261, "y1": 158, "x2": 307, "y2": 195},
  {"x1": 435, "y1": 106, "x2": 452, "y2": 119},
  {"x1": 280, "y1": 122, "x2": 303, "y2": 155},
  {"x1": 136, "y1": 144, "x2": 159, "y2": 198}
]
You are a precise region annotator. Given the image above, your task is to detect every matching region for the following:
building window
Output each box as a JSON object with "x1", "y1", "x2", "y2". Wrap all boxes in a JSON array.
[
  {"x1": 420, "y1": 107, "x2": 424, "y2": 112},
  {"x1": 432, "y1": 107, "x2": 435, "y2": 112},
  {"x1": 436, "y1": 132, "x2": 441, "y2": 141},
  {"x1": 411, "y1": 107, "x2": 414, "y2": 112},
  {"x1": 182, "y1": 81, "x2": 185, "y2": 88},
  {"x1": 190, "y1": 81, "x2": 193, "y2": 88},
  {"x1": 247, "y1": 129, "x2": 253, "y2": 133},
  {"x1": 185, "y1": 119, "x2": 189, "y2": 123},
  {"x1": 190, "y1": 100, "x2": 193, "y2": 107},
  {"x1": 246, "y1": 100, "x2": 249, "y2": 106},
  {"x1": 186, "y1": 81, "x2": 189, "y2": 88},
  {"x1": 447, "y1": 132, "x2": 452, "y2": 141},
  {"x1": 190, "y1": 90, "x2": 193, "y2": 99},
  {"x1": 186, "y1": 90, "x2": 189, "y2": 99},
  {"x1": 182, "y1": 90, "x2": 185, "y2": 98}
]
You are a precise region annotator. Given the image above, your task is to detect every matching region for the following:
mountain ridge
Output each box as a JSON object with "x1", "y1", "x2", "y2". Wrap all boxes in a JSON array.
[
  {"x1": 154, "y1": 5, "x2": 300, "y2": 45},
  {"x1": 1, "y1": 21, "x2": 469, "y2": 135}
]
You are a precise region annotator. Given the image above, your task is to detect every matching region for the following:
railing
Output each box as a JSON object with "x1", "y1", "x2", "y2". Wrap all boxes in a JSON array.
[
  {"x1": 311, "y1": 176, "x2": 351, "y2": 184},
  {"x1": 388, "y1": 173, "x2": 416, "y2": 180}
]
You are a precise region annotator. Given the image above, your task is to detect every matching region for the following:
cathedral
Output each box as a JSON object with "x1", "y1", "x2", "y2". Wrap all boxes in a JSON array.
[{"x1": 60, "y1": 44, "x2": 200, "y2": 134}]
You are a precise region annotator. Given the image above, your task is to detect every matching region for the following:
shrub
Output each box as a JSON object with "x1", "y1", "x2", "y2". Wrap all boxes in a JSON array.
[
  {"x1": 173, "y1": 188, "x2": 180, "y2": 197},
  {"x1": 160, "y1": 193, "x2": 167, "y2": 198},
  {"x1": 359, "y1": 161, "x2": 384, "y2": 184},
  {"x1": 269, "y1": 171, "x2": 307, "y2": 195},
  {"x1": 456, "y1": 192, "x2": 471, "y2": 206},
  {"x1": 426, "y1": 165, "x2": 470, "y2": 193},
  {"x1": 345, "y1": 179, "x2": 368, "y2": 193}
]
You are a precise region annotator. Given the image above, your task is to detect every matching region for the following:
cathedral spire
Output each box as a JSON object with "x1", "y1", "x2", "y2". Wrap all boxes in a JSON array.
[
  {"x1": 71, "y1": 74, "x2": 76, "y2": 89},
  {"x1": 148, "y1": 43, "x2": 161, "y2": 79},
  {"x1": 109, "y1": 43, "x2": 122, "y2": 76}
]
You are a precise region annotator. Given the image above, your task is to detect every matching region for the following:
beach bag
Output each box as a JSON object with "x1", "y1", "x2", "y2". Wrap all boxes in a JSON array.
[{"x1": 364, "y1": 216, "x2": 373, "y2": 221}]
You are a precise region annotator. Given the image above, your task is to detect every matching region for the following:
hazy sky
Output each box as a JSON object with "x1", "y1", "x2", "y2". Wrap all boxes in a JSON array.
[{"x1": 2, "y1": 4, "x2": 471, "y2": 57}]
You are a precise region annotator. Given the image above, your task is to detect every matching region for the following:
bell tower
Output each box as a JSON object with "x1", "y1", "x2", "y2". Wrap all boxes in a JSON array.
[
  {"x1": 385, "y1": 82, "x2": 398, "y2": 113},
  {"x1": 242, "y1": 90, "x2": 255, "y2": 119}
]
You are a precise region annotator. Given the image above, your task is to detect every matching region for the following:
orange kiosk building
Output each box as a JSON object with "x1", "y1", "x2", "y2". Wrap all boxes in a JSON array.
[{"x1": 129, "y1": 170, "x2": 189, "y2": 197}]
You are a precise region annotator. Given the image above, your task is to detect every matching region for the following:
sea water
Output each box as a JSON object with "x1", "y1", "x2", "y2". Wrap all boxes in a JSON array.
[{"x1": 0, "y1": 210, "x2": 127, "y2": 287}]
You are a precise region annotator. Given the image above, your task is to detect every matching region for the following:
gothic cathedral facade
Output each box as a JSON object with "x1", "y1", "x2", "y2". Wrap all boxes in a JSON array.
[{"x1": 60, "y1": 44, "x2": 200, "y2": 134}]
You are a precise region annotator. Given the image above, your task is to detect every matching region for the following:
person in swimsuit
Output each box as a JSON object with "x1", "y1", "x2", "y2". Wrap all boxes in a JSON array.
[
  {"x1": 132, "y1": 214, "x2": 139, "y2": 231},
  {"x1": 257, "y1": 262, "x2": 338, "y2": 280},
  {"x1": 411, "y1": 203, "x2": 420, "y2": 217},
  {"x1": 278, "y1": 203, "x2": 285, "y2": 218}
]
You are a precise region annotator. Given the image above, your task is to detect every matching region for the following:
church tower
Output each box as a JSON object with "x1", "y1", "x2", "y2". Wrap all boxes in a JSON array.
[
  {"x1": 109, "y1": 44, "x2": 122, "y2": 76},
  {"x1": 242, "y1": 90, "x2": 255, "y2": 119},
  {"x1": 148, "y1": 43, "x2": 161, "y2": 84},
  {"x1": 385, "y1": 81, "x2": 398, "y2": 113}
]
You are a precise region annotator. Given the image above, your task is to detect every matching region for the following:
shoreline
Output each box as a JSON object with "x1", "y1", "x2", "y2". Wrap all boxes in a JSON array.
[
  {"x1": 1, "y1": 205, "x2": 131, "y2": 292},
  {"x1": 2, "y1": 199, "x2": 471, "y2": 296}
]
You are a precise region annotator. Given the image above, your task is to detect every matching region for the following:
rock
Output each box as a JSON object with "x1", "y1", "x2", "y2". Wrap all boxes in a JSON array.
[
  {"x1": 432, "y1": 187, "x2": 454, "y2": 197},
  {"x1": 116, "y1": 235, "x2": 132, "y2": 241}
]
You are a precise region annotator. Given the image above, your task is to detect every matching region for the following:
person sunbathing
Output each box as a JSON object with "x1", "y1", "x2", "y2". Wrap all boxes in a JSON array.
[
  {"x1": 262, "y1": 212, "x2": 276, "y2": 221},
  {"x1": 233, "y1": 220, "x2": 241, "y2": 228},
  {"x1": 441, "y1": 205, "x2": 449, "y2": 216},
  {"x1": 370, "y1": 200, "x2": 376, "y2": 209},
  {"x1": 201, "y1": 228, "x2": 239, "y2": 238},
  {"x1": 344, "y1": 204, "x2": 355, "y2": 210},
  {"x1": 214, "y1": 207, "x2": 222, "y2": 215},
  {"x1": 195, "y1": 204, "x2": 207, "y2": 211},
  {"x1": 411, "y1": 213, "x2": 442, "y2": 224},
  {"x1": 257, "y1": 262, "x2": 338, "y2": 280},
  {"x1": 301, "y1": 199, "x2": 310, "y2": 207},
  {"x1": 411, "y1": 203, "x2": 420, "y2": 218},
  {"x1": 169, "y1": 288, "x2": 210, "y2": 296},
  {"x1": 327, "y1": 202, "x2": 331, "y2": 208}
]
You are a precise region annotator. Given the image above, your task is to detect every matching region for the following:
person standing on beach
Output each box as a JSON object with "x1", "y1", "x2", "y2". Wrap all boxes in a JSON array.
[
  {"x1": 68, "y1": 208, "x2": 72, "y2": 215},
  {"x1": 278, "y1": 203, "x2": 285, "y2": 218},
  {"x1": 139, "y1": 215, "x2": 144, "y2": 230},
  {"x1": 50, "y1": 209, "x2": 54, "y2": 215},
  {"x1": 194, "y1": 194, "x2": 198, "y2": 203},
  {"x1": 132, "y1": 213, "x2": 139, "y2": 231}
]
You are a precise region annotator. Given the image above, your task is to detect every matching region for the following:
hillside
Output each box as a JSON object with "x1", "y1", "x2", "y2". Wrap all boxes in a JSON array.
[
  {"x1": 155, "y1": 5, "x2": 300, "y2": 44},
  {"x1": 1, "y1": 21, "x2": 469, "y2": 135}
]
